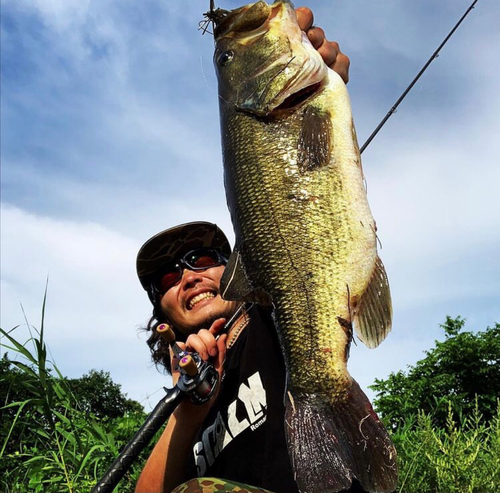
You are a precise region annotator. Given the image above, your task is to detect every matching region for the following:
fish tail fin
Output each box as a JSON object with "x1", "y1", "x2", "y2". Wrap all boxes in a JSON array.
[{"x1": 285, "y1": 380, "x2": 397, "y2": 493}]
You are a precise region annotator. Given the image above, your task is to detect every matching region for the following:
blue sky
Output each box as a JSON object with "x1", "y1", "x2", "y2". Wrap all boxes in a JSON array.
[{"x1": 2, "y1": 0, "x2": 499, "y2": 410}]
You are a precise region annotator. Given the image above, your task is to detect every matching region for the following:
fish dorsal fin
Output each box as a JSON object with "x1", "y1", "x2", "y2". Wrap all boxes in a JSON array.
[
  {"x1": 220, "y1": 247, "x2": 272, "y2": 305},
  {"x1": 352, "y1": 255, "x2": 392, "y2": 348}
]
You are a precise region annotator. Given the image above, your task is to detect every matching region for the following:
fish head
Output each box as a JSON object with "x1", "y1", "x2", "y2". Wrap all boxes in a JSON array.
[{"x1": 212, "y1": 1, "x2": 328, "y2": 117}]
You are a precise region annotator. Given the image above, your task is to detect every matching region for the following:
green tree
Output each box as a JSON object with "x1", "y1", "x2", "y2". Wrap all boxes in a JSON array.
[
  {"x1": 371, "y1": 316, "x2": 500, "y2": 429},
  {"x1": 67, "y1": 369, "x2": 143, "y2": 419}
]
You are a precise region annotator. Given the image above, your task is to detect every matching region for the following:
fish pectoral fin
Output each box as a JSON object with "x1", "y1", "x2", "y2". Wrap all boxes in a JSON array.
[
  {"x1": 298, "y1": 106, "x2": 333, "y2": 172},
  {"x1": 352, "y1": 255, "x2": 393, "y2": 348},
  {"x1": 220, "y1": 247, "x2": 272, "y2": 305}
]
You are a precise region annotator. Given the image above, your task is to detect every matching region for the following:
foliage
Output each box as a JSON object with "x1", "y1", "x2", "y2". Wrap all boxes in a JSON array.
[
  {"x1": 4, "y1": 303, "x2": 499, "y2": 492},
  {"x1": 67, "y1": 369, "x2": 144, "y2": 419},
  {"x1": 370, "y1": 316, "x2": 500, "y2": 492},
  {"x1": 393, "y1": 402, "x2": 500, "y2": 493},
  {"x1": 0, "y1": 299, "x2": 154, "y2": 493},
  {"x1": 371, "y1": 316, "x2": 500, "y2": 429}
]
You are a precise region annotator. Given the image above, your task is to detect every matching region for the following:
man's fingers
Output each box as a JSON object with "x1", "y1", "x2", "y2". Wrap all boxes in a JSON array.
[
  {"x1": 216, "y1": 334, "x2": 228, "y2": 370},
  {"x1": 185, "y1": 319, "x2": 227, "y2": 360},
  {"x1": 307, "y1": 26, "x2": 325, "y2": 50},
  {"x1": 331, "y1": 52, "x2": 350, "y2": 84},
  {"x1": 209, "y1": 318, "x2": 227, "y2": 336},
  {"x1": 296, "y1": 8, "x2": 350, "y2": 85},
  {"x1": 295, "y1": 7, "x2": 313, "y2": 32},
  {"x1": 186, "y1": 332, "x2": 211, "y2": 360},
  {"x1": 316, "y1": 40, "x2": 350, "y2": 84}
]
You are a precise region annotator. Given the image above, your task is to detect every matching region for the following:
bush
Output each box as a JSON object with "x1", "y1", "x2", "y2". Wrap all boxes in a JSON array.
[
  {"x1": 0, "y1": 300, "x2": 153, "y2": 492},
  {"x1": 371, "y1": 316, "x2": 500, "y2": 430},
  {"x1": 393, "y1": 402, "x2": 500, "y2": 493}
]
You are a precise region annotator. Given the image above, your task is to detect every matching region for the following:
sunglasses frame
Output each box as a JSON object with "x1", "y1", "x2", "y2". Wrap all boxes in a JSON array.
[{"x1": 147, "y1": 247, "x2": 228, "y2": 302}]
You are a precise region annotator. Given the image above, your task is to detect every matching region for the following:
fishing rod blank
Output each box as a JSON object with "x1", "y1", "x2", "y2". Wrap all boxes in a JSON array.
[
  {"x1": 90, "y1": 386, "x2": 183, "y2": 493},
  {"x1": 360, "y1": 0, "x2": 479, "y2": 154}
]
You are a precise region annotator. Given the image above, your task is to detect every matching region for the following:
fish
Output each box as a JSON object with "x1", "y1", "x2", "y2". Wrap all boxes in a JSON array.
[{"x1": 208, "y1": 1, "x2": 398, "y2": 492}]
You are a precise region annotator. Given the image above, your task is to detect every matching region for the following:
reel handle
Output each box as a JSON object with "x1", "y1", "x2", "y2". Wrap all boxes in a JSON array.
[{"x1": 157, "y1": 324, "x2": 219, "y2": 405}]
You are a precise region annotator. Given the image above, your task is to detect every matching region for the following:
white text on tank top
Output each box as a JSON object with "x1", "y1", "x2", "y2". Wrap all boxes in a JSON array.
[{"x1": 193, "y1": 371, "x2": 268, "y2": 476}]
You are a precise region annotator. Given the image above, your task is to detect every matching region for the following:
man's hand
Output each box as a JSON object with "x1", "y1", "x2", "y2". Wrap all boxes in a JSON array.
[
  {"x1": 171, "y1": 318, "x2": 228, "y2": 386},
  {"x1": 296, "y1": 7, "x2": 350, "y2": 84}
]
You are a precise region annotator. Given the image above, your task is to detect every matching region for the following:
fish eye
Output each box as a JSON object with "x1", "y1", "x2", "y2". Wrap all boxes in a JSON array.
[{"x1": 217, "y1": 50, "x2": 234, "y2": 67}]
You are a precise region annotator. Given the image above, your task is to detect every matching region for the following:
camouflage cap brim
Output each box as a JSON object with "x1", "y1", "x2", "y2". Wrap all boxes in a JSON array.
[{"x1": 136, "y1": 221, "x2": 231, "y2": 291}]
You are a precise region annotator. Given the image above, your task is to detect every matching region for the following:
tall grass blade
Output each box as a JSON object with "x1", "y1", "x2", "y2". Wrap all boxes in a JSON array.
[
  {"x1": 0, "y1": 327, "x2": 39, "y2": 366},
  {"x1": 0, "y1": 399, "x2": 32, "y2": 457}
]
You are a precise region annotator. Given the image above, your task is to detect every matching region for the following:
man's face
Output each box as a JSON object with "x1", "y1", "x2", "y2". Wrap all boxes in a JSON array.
[{"x1": 160, "y1": 264, "x2": 239, "y2": 336}]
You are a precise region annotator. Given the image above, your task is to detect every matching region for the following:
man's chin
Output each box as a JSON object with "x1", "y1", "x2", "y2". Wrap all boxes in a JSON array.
[{"x1": 184, "y1": 300, "x2": 240, "y2": 333}]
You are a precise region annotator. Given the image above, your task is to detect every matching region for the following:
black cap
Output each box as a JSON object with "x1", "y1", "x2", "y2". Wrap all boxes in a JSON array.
[{"x1": 136, "y1": 221, "x2": 231, "y2": 292}]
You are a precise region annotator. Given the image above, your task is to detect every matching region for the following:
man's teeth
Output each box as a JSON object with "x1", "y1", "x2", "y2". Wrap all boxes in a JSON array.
[{"x1": 189, "y1": 292, "x2": 215, "y2": 309}]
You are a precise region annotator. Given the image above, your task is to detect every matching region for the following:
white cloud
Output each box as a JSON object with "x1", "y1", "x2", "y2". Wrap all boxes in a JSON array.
[
  {"x1": 13, "y1": 0, "x2": 92, "y2": 31},
  {"x1": 0, "y1": 205, "x2": 173, "y2": 408}
]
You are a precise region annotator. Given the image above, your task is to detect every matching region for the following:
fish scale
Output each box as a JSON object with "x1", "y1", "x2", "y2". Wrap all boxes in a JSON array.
[
  {"x1": 225, "y1": 97, "x2": 368, "y2": 391},
  {"x1": 212, "y1": 2, "x2": 397, "y2": 491}
]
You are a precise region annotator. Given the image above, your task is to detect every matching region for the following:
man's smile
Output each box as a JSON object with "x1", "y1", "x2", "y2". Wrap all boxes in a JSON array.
[{"x1": 187, "y1": 290, "x2": 216, "y2": 310}]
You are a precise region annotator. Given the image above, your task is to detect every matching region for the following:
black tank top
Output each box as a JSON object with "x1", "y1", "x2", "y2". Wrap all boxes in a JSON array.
[{"x1": 189, "y1": 306, "x2": 299, "y2": 493}]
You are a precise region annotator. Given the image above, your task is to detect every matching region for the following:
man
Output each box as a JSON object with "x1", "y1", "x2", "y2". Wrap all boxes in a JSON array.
[{"x1": 135, "y1": 8, "x2": 353, "y2": 493}]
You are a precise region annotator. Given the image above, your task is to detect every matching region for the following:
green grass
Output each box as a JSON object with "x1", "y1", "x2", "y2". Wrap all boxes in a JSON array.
[
  {"x1": 0, "y1": 297, "x2": 152, "y2": 493},
  {"x1": 2, "y1": 300, "x2": 499, "y2": 492},
  {"x1": 392, "y1": 402, "x2": 500, "y2": 493}
]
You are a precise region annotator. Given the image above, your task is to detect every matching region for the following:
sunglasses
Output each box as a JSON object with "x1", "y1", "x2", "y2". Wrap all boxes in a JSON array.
[{"x1": 152, "y1": 248, "x2": 227, "y2": 296}]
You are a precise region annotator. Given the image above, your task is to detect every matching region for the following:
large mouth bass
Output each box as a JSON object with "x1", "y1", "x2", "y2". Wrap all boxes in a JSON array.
[{"x1": 210, "y1": 1, "x2": 397, "y2": 491}]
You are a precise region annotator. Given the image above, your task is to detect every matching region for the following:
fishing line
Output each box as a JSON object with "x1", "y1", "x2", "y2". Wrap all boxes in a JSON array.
[
  {"x1": 360, "y1": 0, "x2": 480, "y2": 154},
  {"x1": 199, "y1": 53, "x2": 218, "y2": 97}
]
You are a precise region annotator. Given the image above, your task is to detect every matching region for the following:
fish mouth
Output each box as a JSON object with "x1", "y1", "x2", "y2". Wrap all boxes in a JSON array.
[
  {"x1": 266, "y1": 42, "x2": 328, "y2": 114},
  {"x1": 186, "y1": 290, "x2": 216, "y2": 310},
  {"x1": 210, "y1": 1, "x2": 272, "y2": 41},
  {"x1": 273, "y1": 80, "x2": 324, "y2": 112},
  {"x1": 239, "y1": 59, "x2": 327, "y2": 116},
  {"x1": 214, "y1": 1, "x2": 328, "y2": 117}
]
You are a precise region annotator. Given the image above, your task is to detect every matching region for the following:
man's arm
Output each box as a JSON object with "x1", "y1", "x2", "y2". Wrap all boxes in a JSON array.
[
  {"x1": 134, "y1": 399, "x2": 212, "y2": 493},
  {"x1": 135, "y1": 322, "x2": 227, "y2": 493}
]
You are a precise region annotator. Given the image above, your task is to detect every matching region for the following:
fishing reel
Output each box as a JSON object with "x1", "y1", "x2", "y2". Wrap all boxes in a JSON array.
[
  {"x1": 157, "y1": 324, "x2": 218, "y2": 405},
  {"x1": 176, "y1": 352, "x2": 219, "y2": 405}
]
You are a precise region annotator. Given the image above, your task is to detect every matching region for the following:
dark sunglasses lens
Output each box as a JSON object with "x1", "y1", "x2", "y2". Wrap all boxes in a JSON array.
[
  {"x1": 158, "y1": 269, "x2": 181, "y2": 294},
  {"x1": 187, "y1": 250, "x2": 220, "y2": 269},
  {"x1": 155, "y1": 250, "x2": 222, "y2": 295}
]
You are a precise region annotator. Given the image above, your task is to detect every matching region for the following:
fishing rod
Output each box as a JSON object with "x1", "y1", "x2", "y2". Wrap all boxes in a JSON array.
[
  {"x1": 360, "y1": 0, "x2": 479, "y2": 154},
  {"x1": 90, "y1": 303, "x2": 253, "y2": 493},
  {"x1": 90, "y1": 327, "x2": 218, "y2": 493}
]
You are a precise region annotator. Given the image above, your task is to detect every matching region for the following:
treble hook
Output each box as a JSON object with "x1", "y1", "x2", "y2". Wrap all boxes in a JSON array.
[{"x1": 200, "y1": 0, "x2": 230, "y2": 35}]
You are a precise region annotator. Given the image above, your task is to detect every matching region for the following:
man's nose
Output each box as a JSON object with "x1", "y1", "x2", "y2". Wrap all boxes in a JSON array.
[{"x1": 181, "y1": 268, "x2": 203, "y2": 288}]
